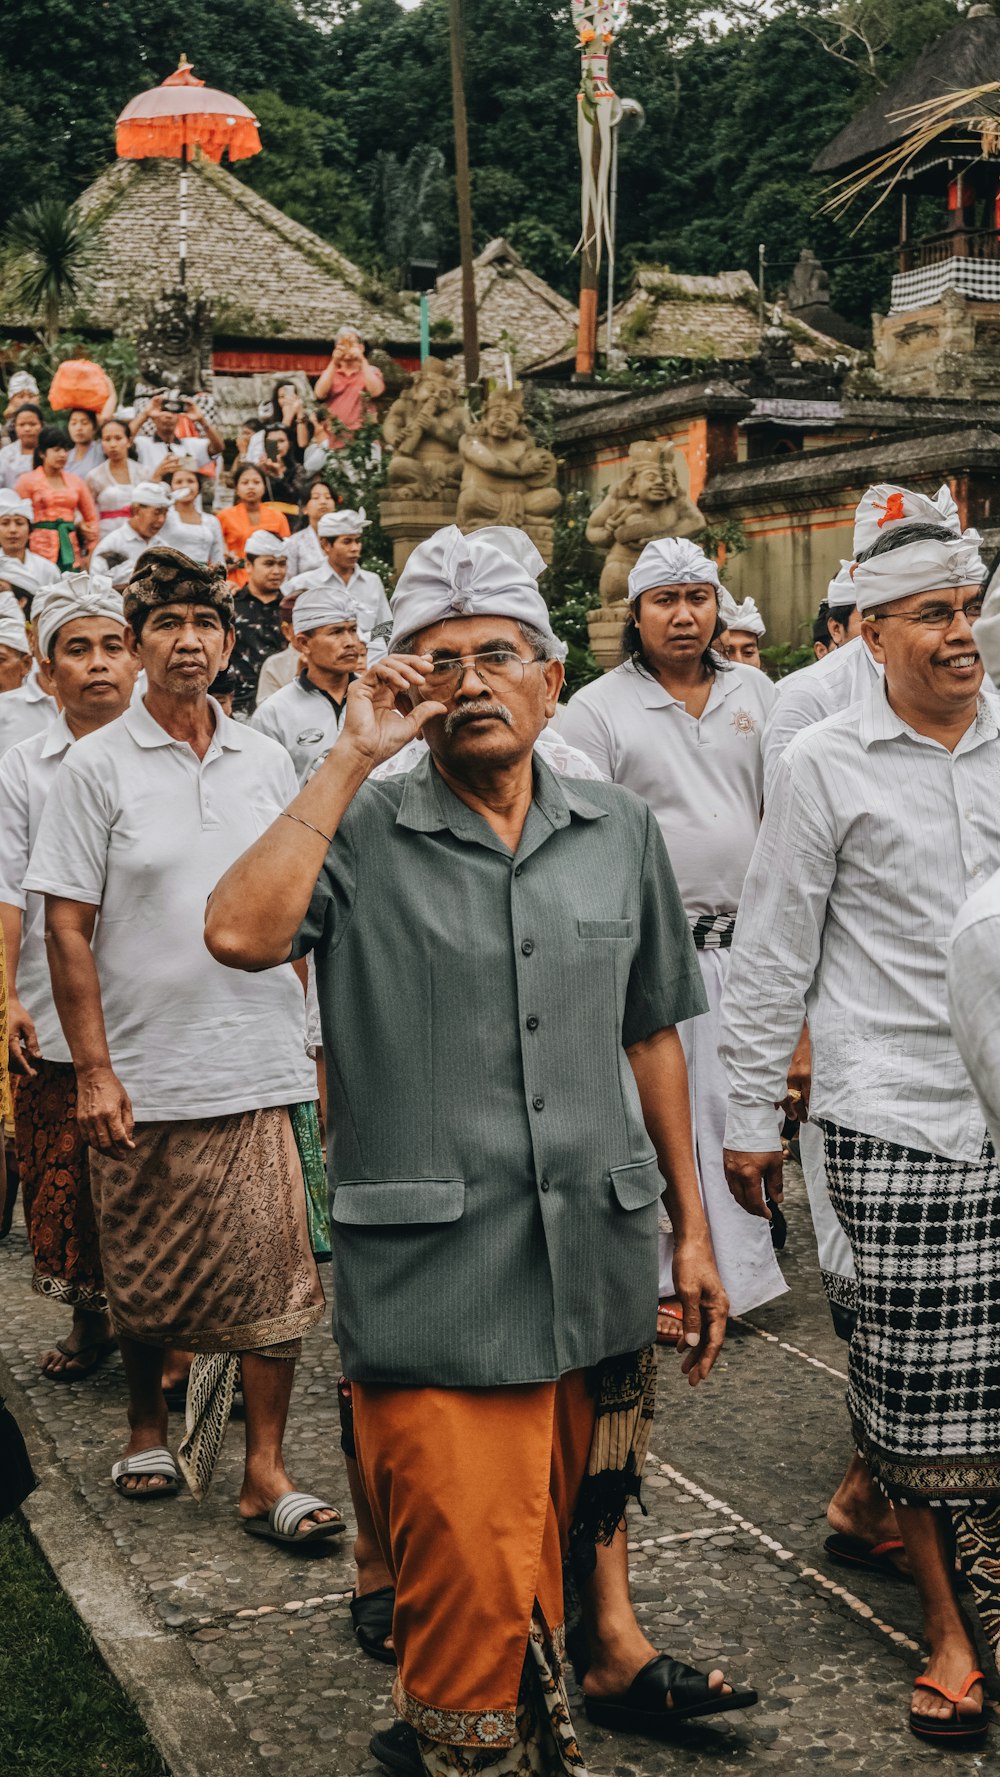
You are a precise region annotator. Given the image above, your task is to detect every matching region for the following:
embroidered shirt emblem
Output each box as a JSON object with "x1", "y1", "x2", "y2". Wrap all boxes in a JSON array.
[{"x1": 731, "y1": 707, "x2": 757, "y2": 736}]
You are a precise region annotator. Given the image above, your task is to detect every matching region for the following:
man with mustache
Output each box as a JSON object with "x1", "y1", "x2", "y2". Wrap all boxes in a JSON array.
[
  {"x1": 205, "y1": 525, "x2": 745, "y2": 1775},
  {"x1": 250, "y1": 582, "x2": 366, "y2": 785}
]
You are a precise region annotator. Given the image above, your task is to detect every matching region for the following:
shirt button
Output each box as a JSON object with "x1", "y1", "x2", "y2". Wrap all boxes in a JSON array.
[
  {"x1": 521, "y1": 939, "x2": 534, "y2": 956},
  {"x1": 532, "y1": 1095, "x2": 545, "y2": 1111},
  {"x1": 540, "y1": 1177, "x2": 550, "y2": 1193},
  {"x1": 514, "y1": 865, "x2": 523, "y2": 877},
  {"x1": 526, "y1": 1015, "x2": 539, "y2": 1031}
]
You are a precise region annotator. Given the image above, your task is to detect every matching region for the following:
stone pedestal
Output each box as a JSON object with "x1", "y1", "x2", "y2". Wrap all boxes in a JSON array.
[
  {"x1": 587, "y1": 601, "x2": 628, "y2": 672},
  {"x1": 380, "y1": 496, "x2": 459, "y2": 577},
  {"x1": 874, "y1": 287, "x2": 1000, "y2": 400}
]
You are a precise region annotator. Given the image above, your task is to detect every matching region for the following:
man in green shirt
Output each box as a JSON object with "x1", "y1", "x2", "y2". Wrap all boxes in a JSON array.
[{"x1": 206, "y1": 526, "x2": 738, "y2": 1775}]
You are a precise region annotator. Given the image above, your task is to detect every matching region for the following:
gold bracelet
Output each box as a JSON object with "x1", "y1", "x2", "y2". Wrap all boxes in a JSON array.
[{"x1": 281, "y1": 811, "x2": 334, "y2": 845}]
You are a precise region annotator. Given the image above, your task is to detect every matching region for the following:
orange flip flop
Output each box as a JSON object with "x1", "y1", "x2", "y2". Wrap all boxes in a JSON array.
[
  {"x1": 909, "y1": 1669, "x2": 988, "y2": 1748},
  {"x1": 656, "y1": 1299, "x2": 684, "y2": 1347}
]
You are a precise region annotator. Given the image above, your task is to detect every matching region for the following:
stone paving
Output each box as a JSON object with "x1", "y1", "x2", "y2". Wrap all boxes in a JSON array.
[{"x1": 1, "y1": 1166, "x2": 997, "y2": 1776}]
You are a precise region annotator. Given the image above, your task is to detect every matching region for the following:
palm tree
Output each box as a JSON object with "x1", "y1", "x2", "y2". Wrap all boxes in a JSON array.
[{"x1": 5, "y1": 199, "x2": 95, "y2": 343}]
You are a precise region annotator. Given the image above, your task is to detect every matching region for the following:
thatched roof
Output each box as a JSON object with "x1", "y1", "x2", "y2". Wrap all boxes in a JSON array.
[
  {"x1": 0, "y1": 157, "x2": 419, "y2": 348},
  {"x1": 812, "y1": 10, "x2": 1000, "y2": 176},
  {"x1": 429, "y1": 237, "x2": 577, "y2": 375},
  {"x1": 530, "y1": 266, "x2": 854, "y2": 373}
]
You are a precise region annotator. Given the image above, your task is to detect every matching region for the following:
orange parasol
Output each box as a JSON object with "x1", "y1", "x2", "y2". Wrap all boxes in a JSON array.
[{"x1": 115, "y1": 56, "x2": 261, "y2": 284}]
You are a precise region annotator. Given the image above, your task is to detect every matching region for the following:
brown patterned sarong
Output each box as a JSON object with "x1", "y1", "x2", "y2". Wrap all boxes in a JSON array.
[
  {"x1": 13, "y1": 1059, "x2": 106, "y2": 1312},
  {"x1": 89, "y1": 1106, "x2": 324, "y2": 1350}
]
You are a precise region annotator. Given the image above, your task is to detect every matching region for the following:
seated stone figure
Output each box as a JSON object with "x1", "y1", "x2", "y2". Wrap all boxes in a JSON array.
[
  {"x1": 383, "y1": 360, "x2": 467, "y2": 503},
  {"x1": 457, "y1": 387, "x2": 561, "y2": 559},
  {"x1": 586, "y1": 441, "x2": 705, "y2": 606}
]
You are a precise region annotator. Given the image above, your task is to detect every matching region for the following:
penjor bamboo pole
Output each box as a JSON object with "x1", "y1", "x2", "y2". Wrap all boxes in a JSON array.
[
  {"x1": 449, "y1": 0, "x2": 479, "y2": 387},
  {"x1": 575, "y1": 121, "x2": 603, "y2": 379}
]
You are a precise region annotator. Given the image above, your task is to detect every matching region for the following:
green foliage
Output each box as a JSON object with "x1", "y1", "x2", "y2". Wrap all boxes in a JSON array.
[
  {"x1": 0, "y1": 1516, "x2": 165, "y2": 1776},
  {"x1": 371, "y1": 144, "x2": 448, "y2": 287},
  {"x1": 320, "y1": 418, "x2": 393, "y2": 586},
  {"x1": 698, "y1": 517, "x2": 749, "y2": 560},
  {"x1": 546, "y1": 489, "x2": 602, "y2": 697},
  {"x1": 4, "y1": 199, "x2": 95, "y2": 341},
  {"x1": 760, "y1": 639, "x2": 816, "y2": 679},
  {"x1": 232, "y1": 90, "x2": 372, "y2": 264},
  {"x1": 0, "y1": 333, "x2": 138, "y2": 414}
]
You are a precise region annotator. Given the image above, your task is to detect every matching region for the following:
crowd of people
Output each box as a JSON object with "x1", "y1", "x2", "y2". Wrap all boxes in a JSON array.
[{"x1": 1, "y1": 342, "x2": 1000, "y2": 1776}]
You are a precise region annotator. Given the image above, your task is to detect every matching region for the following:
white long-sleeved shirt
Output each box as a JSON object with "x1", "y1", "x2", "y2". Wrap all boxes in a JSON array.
[
  {"x1": 721, "y1": 681, "x2": 1000, "y2": 1160},
  {"x1": 762, "y1": 636, "x2": 882, "y2": 800},
  {"x1": 948, "y1": 865, "x2": 1000, "y2": 1157}
]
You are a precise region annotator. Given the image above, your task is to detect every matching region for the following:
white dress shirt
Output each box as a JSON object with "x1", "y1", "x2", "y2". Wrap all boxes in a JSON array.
[
  {"x1": 24, "y1": 697, "x2": 314, "y2": 1122},
  {"x1": 0, "y1": 713, "x2": 74, "y2": 1059},
  {"x1": 560, "y1": 659, "x2": 776, "y2": 914},
  {"x1": 948, "y1": 865, "x2": 1000, "y2": 1157},
  {"x1": 721, "y1": 682, "x2": 1000, "y2": 1159},
  {"x1": 249, "y1": 672, "x2": 354, "y2": 786},
  {"x1": 0, "y1": 672, "x2": 57, "y2": 759},
  {"x1": 762, "y1": 636, "x2": 882, "y2": 799},
  {"x1": 91, "y1": 520, "x2": 153, "y2": 587}
]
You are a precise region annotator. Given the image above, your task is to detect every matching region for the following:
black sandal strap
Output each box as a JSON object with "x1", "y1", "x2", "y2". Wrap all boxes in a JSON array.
[
  {"x1": 625, "y1": 1653, "x2": 718, "y2": 1712},
  {"x1": 350, "y1": 1585, "x2": 395, "y2": 1650}
]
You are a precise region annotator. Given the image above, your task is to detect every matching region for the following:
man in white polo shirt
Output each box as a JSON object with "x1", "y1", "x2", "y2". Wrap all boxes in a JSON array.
[
  {"x1": 250, "y1": 582, "x2": 365, "y2": 784},
  {"x1": 90, "y1": 482, "x2": 171, "y2": 588},
  {"x1": 287, "y1": 507, "x2": 391, "y2": 665},
  {"x1": 0, "y1": 573, "x2": 136, "y2": 1382},
  {"x1": 561, "y1": 535, "x2": 786, "y2": 1333},
  {"x1": 25, "y1": 547, "x2": 341, "y2": 1540}
]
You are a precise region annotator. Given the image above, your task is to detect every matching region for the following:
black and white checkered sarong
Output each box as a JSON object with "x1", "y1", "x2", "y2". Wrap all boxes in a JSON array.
[
  {"x1": 820, "y1": 1120, "x2": 1000, "y2": 1504},
  {"x1": 689, "y1": 912, "x2": 736, "y2": 951}
]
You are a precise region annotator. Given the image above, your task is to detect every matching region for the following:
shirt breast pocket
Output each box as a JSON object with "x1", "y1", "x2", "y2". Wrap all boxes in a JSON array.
[{"x1": 577, "y1": 918, "x2": 634, "y2": 941}]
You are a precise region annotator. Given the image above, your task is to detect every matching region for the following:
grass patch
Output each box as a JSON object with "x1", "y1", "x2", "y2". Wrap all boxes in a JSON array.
[{"x1": 0, "y1": 1515, "x2": 166, "y2": 1776}]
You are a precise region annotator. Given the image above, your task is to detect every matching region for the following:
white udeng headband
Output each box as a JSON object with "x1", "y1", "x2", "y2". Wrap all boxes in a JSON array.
[{"x1": 853, "y1": 536, "x2": 987, "y2": 614}]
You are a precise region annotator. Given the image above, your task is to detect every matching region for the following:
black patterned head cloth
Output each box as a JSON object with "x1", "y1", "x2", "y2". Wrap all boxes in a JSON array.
[{"x1": 123, "y1": 546, "x2": 236, "y2": 634}]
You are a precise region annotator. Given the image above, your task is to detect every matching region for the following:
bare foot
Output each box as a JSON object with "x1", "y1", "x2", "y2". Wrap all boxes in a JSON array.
[
  {"x1": 827, "y1": 1455, "x2": 908, "y2": 1574},
  {"x1": 581, "y1": 1626, "x2": 732, "y2": 1707},
  {"x1": 911, "y1": 1636, "x2": 983, "y2": 1727},
  {"x1": 656, "y1": 1298, "x2": 683, "y2": 1347}
]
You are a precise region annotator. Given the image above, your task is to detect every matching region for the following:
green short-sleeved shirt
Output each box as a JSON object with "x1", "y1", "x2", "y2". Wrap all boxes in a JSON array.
[{"x1": 293, "y1": 752, "x2": 706, "y2": 1386}]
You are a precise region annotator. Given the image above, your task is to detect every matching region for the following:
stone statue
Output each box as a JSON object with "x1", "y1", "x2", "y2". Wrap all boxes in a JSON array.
[
  {"x1": 383, "y1": 358, "x2": 467, "y2": 501},
  {"x1": 787, "y1": 247, "x2": 831, "y2": 314},
  {"x1": 457, "y1": 385, "x2": 562, "y2": 561},
  {"x1": 135, "y1": 286, "x2": 213, "y2": 399},
  {"x1": 585, "y1": 441, "x2": 705, "y2": 606}
]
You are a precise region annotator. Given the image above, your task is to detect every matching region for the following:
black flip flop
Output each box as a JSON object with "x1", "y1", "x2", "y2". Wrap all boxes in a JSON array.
[
  {"x1": 584, "y1": 1653, "x2": 758, "y2": 1734},
  {"x1": 370, "y1": 1721, "x2": 422, "y2": 1775},
  {"x1": 350, "y1": 1585, "x2": 396, "y2": 1664},
  {"x1": 42, "y1": 1335, "x2": 118, "y2": 1384},
  {"x1": 824, "y1": 1531, "x2": 912, "y2": 1582}
]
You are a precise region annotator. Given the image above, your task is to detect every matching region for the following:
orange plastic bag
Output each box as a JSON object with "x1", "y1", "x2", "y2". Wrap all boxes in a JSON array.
[{"x1": 48, "y1": 359, "x2": 113, "y2": 414}]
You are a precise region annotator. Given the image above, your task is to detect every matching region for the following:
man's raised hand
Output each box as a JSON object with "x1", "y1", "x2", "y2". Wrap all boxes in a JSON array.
[{"x1": 337, "y1": 655, "x2": 447, "y2": 770}]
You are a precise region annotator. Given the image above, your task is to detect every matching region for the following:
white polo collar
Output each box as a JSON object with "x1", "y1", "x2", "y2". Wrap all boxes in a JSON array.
[
  {"x1": 40, "y1": 710, "x2": 74, "y2": 759},
  {"x1": 122, "y1": 695, "x2": 244, "y2": 751}
]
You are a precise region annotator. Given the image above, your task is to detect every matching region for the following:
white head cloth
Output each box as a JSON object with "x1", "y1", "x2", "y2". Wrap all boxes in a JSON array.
[
  {"x1": 317, "y1": 507, "x2": 370, "y2": 539},
  {"x1": 131, "y1": 481, "x2": 172, "y2": 510},
  {"x1": 827, "y1": 559, "x2": 856, "y2": 608},
  {"x1": 627, "y1": 536, "x2": 721, "y2": 604},
  {"x1": 853, "y1": 482, "x2": 960, "y2": 555},
  {"x1": 471, "y1": 525, "x2": 548, "y2": 581},
  {"x1": 853, "y1": 535, "x2": 987, "y2": 615},
  {"x1": 293, "y1": 582, "x2": 361, "y2": 636},
  {"x1": 973, "y1": 568, "x2": 1000, "y2": 681},
  {"x1": 0, "y1": 553, "x2": 43, "y2": 597},
  {"x1": 34, "y1": 571, "x2": 125, "y2": 660},
  {"x1": 8, "y1": 371, "x2": 39, "y2": 397},
  {"x1": 0, "y1": 590, "x2": 29, "y2": 653},
  {"x1": 388, "y1": 524, "x2": 567, "y2": 660},
  {"x1": 718, "y1": 589, "x2": 765, "y2": 638},
  {"x1": 0, "y1": 490, "x2": 34, "y2": 521},
  {"x1": 245, "y1": 528, "x2": 288, "y2": 559}
]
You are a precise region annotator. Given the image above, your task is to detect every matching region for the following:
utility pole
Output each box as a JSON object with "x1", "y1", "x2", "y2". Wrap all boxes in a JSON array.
[{"x1": 449, "y1": 0, "x2": 479, "y2": 386}]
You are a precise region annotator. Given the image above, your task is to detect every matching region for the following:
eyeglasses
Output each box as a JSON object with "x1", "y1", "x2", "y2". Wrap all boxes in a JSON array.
[
  {"x1": 418, "y1": 648, "x2": 542, "y2": 696},
  {"x1": 872, "y1": 593, "x2": 985, "y2": 630}
]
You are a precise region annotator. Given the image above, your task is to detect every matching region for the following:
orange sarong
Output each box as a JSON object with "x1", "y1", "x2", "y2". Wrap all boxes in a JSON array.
[{"x1": 352, "y1": 1370, "x2": 596, "y2": 1753}]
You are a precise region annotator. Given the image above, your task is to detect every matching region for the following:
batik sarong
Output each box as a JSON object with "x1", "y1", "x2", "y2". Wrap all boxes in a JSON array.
[
  {"x1": 89, "y1": 1104, "x2": 324, "y2": 1350},
  {"x1": 13, "y1": 1058, "x2": 105, "y2": 1311},
  {"x1": 821, "y1": 1120, "x2": 1000, "y2": 1504}
]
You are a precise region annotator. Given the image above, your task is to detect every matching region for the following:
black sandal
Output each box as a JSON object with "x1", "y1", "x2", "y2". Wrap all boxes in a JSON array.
[
  {"x1": 350, "y1": 1585, "x2": 396, "y2": 1665},
  {"x1": 584, "y1": 1653, "x2": 758, "y2": 1734}
]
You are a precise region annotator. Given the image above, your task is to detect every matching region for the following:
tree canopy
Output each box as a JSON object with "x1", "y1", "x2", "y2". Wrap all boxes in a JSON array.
[{"x1": 0, "y1": 0, "x2": 963, "y2": 325}]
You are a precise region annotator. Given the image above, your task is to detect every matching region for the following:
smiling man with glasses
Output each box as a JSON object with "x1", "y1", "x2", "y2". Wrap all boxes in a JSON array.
[
  {"x1": 204, "y1": 522, "x2": 743, "y2": 1776},
  {"x1": 719, "y1": 494, "x2": 1000, "y2": 1752}
]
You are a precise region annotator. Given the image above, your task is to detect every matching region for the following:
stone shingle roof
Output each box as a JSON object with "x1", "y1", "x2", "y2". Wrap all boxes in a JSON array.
[
  {"x1": 531, "y1": 266, "x2": 854, "y2": 373},
  {"x1": 1, "y1": 157, "x2": 419, "y2": 347},
  {"x1": 429, "y1": 238, "x2": 577, "y2": 375}
]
